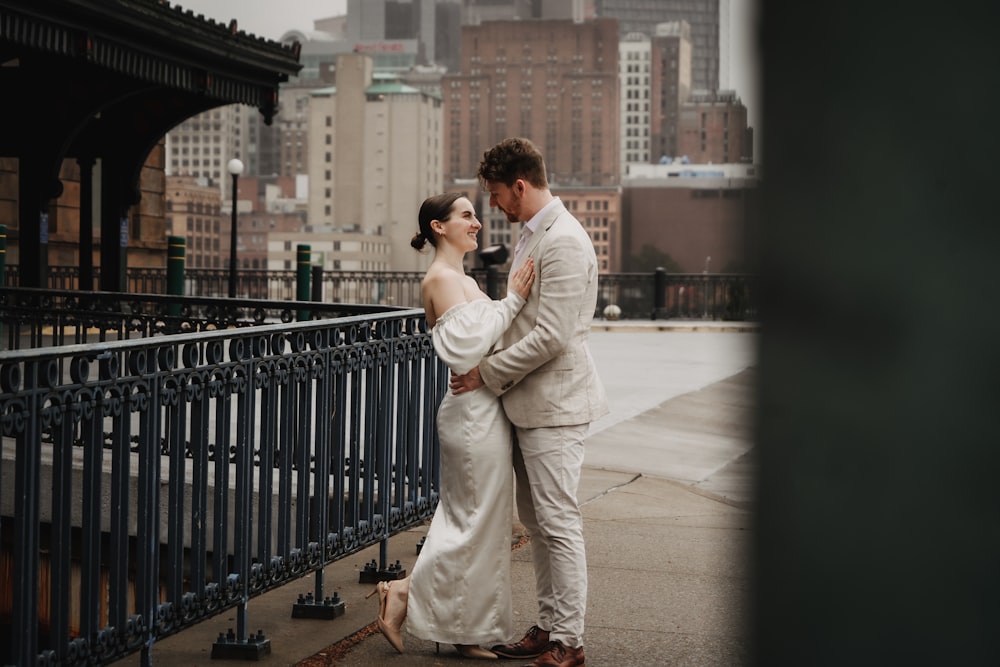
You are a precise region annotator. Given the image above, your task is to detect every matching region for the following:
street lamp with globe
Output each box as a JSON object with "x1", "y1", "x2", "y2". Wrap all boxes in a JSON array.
[{"x1": 227, "y1": 158, "x2": 244, "y2": 298}]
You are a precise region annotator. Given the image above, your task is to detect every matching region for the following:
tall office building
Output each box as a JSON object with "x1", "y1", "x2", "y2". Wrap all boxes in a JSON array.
[
  {"x1": 443, "y1": 17, "x2": 620, "y2": 272},
  {"x1": 620, "y1": 21, "x2": 693, "y2": 171},
  {"x1": 649, "y1": 22, "x2": 694, "y2": 164},
  {"x1": 443, "y1": 17, "x2": 620, "y2": 187},
  {"x1": 164, "y1": 105, "x2": 251, "y2": 204},
  {"x1": 269, "y1": 85, "x2": 315, "y2": 178},
  {"x1": 620, "y1": 33, "x2": 654, "y2": 169},
  {"x1": 595, "y1": 0, "x2": 722, "y2": 94},
  {"x1": 307, "y1": 53, "x2": 443, "y2": 272},
  {"x1": 345, "y1": 0, "x2": 460, "y2": 70},
  {"x1": 460, "y1": 0, "x2": 586, "y2": 24}
]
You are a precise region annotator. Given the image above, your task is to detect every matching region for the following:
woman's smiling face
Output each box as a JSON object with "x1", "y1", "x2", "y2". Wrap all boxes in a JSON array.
[{"x1": 439, "y1": 196, "x2": 481, "y2": 252}]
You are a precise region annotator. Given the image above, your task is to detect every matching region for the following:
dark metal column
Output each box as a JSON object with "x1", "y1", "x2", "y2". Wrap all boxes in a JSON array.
[
  {"x1": 15, "y1": 157, "x2": 55, "y2": 288},
  {"x1": 78, "y1": 157, "x2": 96, "y2": 291},
  {"x1": 99, "y1": 159, "x2": 130, "y2": 293}
]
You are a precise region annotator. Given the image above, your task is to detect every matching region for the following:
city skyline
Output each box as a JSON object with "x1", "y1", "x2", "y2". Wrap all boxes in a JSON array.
[{"x1": 177, "y1": 0, "x2": 760, "y2": 135}]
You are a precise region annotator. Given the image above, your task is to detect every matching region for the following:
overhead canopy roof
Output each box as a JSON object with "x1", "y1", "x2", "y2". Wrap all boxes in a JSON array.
[
  {"x1": 0, "y1": 0, "x2": 302, "y2": 288},
  {"x1": 0, "y1": 0, "x2": 303, "y2": 157}
]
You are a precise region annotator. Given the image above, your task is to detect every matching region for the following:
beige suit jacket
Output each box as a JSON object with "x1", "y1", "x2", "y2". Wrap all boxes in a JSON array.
[{"x1": 479, "y1": 201, "x2": 609, "y2": 429}]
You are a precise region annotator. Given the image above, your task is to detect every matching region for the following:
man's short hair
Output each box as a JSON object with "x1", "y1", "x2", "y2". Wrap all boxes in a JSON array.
[{"x1": 477, "y1": 137, "x2": 548, "y2": 189}]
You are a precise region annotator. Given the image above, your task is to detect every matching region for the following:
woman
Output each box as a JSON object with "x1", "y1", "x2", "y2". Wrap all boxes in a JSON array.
[{"x1": 369, "y1": 192, "x2": 534, "y2": 659}]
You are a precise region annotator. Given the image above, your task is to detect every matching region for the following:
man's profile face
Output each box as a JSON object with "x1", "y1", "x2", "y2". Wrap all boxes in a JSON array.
[{"x1": 485, "y1": 180, "x2": 523, "y2": 223}]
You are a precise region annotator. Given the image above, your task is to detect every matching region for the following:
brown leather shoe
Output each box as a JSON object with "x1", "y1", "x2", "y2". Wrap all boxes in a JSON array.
[
  {"x1": 490, "y1": 625, "x2": 550, "y2": 659},
  {"x1": 522, "y1": 641, "x2": 585, "y2": 667}
]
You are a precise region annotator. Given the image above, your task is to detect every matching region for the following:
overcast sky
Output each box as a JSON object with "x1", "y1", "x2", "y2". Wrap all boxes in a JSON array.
[
  {"x1": 176, "y1": 0, "x2": 759, "y2": 130},
  {"x1": 174, "y1": 0, "x2": 347, "y2": 39}
]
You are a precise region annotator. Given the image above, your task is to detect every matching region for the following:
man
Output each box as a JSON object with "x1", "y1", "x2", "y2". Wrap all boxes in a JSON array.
[{"x1": 451, "y1": 137, "x2": 608, "y2": 667}]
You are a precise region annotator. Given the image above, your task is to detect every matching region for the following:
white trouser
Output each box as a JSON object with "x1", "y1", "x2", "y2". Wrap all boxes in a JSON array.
[{"x1": 512, "y1": 423, "x2": 589, "y2": 649}]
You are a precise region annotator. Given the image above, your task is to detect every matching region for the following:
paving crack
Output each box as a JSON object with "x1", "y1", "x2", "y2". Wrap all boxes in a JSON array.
[{"x1": 581, "y1": 473, "x2": 642, "y2": 506}]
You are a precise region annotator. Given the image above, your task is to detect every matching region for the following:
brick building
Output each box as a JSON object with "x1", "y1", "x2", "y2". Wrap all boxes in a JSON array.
[
  {"x1": 677, "y1": 90, "x2": 752, "y2": 164},
  {"x1": 164, "y1": 175, "x2": 224, "y2": 270},
  {"x1": 556, "y1": 187, "x2": 622, "y2": 273},
  {"x1": 622, "y1": 163, "x2": 758, "y2": 274},
  {"x1": 443, "y1": 18, "x2": 621, "y2": 188}
]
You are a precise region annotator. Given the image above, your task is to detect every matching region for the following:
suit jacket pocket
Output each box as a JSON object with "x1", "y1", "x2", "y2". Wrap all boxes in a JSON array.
[{"x1": 535, "y1": 349, "x2": 575, "y2": 373}]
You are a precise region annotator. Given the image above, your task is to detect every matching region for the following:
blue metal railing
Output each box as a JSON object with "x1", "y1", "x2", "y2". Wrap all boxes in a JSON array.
[{"x1": 0, "y1": 310, "x2": 444, "y2": 665}]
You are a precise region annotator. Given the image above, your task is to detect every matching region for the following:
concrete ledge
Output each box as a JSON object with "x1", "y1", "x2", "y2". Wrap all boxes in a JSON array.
[{"x1": 592, "y1": 319, "x2": 760, "y2": 333}]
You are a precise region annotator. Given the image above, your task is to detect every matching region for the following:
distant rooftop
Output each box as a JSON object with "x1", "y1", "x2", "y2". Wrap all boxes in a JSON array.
[
  {"x1": 625, "y1": 162, "x2": 760, "y2": 186},
  {"x1": 366, "y1": 81, "x2": 421, "y2": 95}
]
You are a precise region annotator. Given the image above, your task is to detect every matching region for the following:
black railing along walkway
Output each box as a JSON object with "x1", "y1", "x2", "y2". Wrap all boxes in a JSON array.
[
  {"x1": 0, "y1": 309, "x2": 444, "y2": 666},
  {"x1": 3, "y1": 266, "x2": 759, "y2": 322},
  {"x1": 0, "y1": 286, "x2": 405, "y2": 352},
  {"x1": 0, "y1": 261, "x2": 758, "y2": 665}
]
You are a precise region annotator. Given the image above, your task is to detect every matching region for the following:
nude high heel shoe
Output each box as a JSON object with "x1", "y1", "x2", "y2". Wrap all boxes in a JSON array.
[
  {"x1": 367, "y1": 581, "x2": 405, "y2": 653},
  {"x1": 454, "y1": 644, "x2": 498, "y2": 659}
]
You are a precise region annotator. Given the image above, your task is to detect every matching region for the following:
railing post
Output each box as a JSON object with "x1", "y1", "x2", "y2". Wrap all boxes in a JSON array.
[
  {"x1": 0, "y1": 223, "x2": 5, "y2": 344},
  {"x1": 485, "y1": 265, "x2": 499, "y2": 300},
  {"x1": 653, "y1": 267, "x2": 666, "y2": 320},
  {"x1": 1, "y1": 224, "x2": 7, "y2": 282},
  {"x1": 166, "y1": 235, "x2": 185, "y2": 318},
  {"x1": 11, "y1": 360, "x2": 43, "y2": 666},
  {"x1": 311, "y1": 264, "x2": 324, "y2": 303},
  {"x1": 296, "y1": 244, "x2": 311, "y2": 321}
]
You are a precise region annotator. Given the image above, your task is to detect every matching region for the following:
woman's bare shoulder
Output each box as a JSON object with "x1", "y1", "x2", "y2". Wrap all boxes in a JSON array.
[{"x1": 422, "y1": 264, "x2": 467, "y2": 326}]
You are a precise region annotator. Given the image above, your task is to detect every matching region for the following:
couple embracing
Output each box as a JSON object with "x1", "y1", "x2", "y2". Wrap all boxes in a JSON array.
[{"x1": 371, "y1": 137, "x2": 608, "y2": 667}]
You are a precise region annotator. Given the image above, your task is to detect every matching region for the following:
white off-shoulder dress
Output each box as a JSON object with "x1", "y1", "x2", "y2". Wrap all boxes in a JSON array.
[{"x1": 405, "y1": 292, "x2": 525, "y2": 645}]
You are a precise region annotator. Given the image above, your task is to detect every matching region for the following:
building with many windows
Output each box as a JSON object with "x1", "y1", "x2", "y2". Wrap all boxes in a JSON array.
[
  {"x1": 620, "y1": 21, "x2": 693, "y2": 171},
  {"x1": 232, "y1": 176, "x2": 307, "y2": 270},
  {"x1": 164, "y1": 176, "x2": 224, "y2": 270},
  {"x1": 159, "y1": 1, "x2": 748, "y2": 278},
  {"x1": 442, "y1": 17, "x2": 621, "y2": 271},
  {"x1": 557, "y1": 186, "x2": 622, "y2": 273},
  {"x1": 164, "y1": 105, "x2": 251, "y2": 204},
  {"x1": 443, "y1": 17, "x2": 620, "y2": 187},
  {"x1": 595, "y1": 0, "x2": 724, "y2": 94},
  {"x1": 267, "y1": 227, "x2": 391, "y2": 272},
  {"x1": 307, "y1": 53, "x2": 443, "y2": 272},
  {"x1": 678, "y1": 90, "x2": 751, "y2": 164},
  {"x1": 255, "y1": 84, "x2": 316, "y2": 180}
]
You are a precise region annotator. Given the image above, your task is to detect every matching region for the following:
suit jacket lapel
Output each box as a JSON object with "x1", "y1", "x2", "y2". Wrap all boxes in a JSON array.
[{"x1": 510, "y1": 202, "x2": 565, "y2": 275}]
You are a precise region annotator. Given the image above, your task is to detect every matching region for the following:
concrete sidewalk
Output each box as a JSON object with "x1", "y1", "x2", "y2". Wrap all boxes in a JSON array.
[{"x1": 122, "y1": 323, "x2": 756, "y2": 666}]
